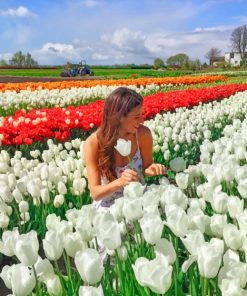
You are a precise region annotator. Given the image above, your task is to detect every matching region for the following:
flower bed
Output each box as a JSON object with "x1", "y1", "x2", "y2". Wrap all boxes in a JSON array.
[
  {"x1": 0, "y1": 75, "x2": 226, "y2": 92},
  {"x1": 1, "y1": 83, "x2": 247, "y2": 146}
]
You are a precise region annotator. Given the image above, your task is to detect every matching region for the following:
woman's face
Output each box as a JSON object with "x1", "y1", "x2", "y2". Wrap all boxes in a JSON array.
[{"x1": 119, "y1": 105, "x2": 144, "y2": 135}]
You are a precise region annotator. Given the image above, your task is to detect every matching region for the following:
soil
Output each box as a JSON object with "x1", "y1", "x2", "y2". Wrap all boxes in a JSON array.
[{"x1": 0, "y1": 75, "x2": 105, "y2": 83}]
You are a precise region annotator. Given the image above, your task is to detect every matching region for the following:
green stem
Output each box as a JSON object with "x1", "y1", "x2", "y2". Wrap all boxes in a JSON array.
[
  {"x1": 54, "y1": 260, "x2": 66, "y2": 295},
  {"x1": 63, "y1": 252, "x2": 74, "y2": 294},
  {"x1": 32, "y1": 265, "x2": 40, "y2": 296},
  {"x1": 127, "y1": 155, "x2": 135, "y2": 171},
  {"x1": 203, "y1": 277, "x2": 208, "y2": 296}
]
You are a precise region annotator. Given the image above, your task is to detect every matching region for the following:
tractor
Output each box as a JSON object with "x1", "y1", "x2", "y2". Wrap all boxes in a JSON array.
[{"x1": 60, "y1": 60, "x2": 94, "y2": 77}]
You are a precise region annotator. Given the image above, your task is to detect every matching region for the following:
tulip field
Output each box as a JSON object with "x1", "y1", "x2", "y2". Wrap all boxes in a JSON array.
[{"x1": 1, "y1": 74, "x2": 247, "y2": 295}]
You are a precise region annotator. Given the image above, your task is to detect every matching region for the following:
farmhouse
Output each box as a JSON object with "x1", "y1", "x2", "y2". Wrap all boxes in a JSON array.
[{"x1": 225, "y1": 52, "x2": 247, "y2": 66}]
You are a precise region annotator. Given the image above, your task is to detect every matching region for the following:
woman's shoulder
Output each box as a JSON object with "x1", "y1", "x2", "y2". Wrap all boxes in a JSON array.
[
  {"x1": 138, "y1": 124, "x2": 151, "y2": 137},
  {"x1": 85, "y1": 132, "x2": 99, "y2": 150}
]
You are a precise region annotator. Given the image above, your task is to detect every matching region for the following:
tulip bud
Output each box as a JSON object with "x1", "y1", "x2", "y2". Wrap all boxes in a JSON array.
[
  {"x1": 45, "y1": 274, "x2": 62, "y2": 296},
  {"x1": 117, "y1": 246, "x2": 128, "y2": 261},
  {"x1": 79, "y1": 285, "x2": 104, "y2": 296},
  {"x1": 75, "y1": 248, "x2": 104, "y2": 285},
  {"x1": 19, "y1": 201, "x2": 29, "y2": 213},
  {"x1": 54, "y1": 194, "x2": 65, "y2": 208}
]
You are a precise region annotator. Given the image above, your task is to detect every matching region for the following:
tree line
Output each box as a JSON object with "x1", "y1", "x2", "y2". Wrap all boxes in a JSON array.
[{"x1": 0, "y1": 51, "x2": 38, "y2": 67}]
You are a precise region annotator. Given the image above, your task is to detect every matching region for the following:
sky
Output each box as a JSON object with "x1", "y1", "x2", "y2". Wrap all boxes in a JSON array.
[{"x1": 0, "y1": 0, "x2": 247, "y2": 65}]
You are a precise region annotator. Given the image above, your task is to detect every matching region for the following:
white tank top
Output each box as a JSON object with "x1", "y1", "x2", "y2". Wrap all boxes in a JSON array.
[{"x1": 95, "y1": 131, "x2": 144, "y2": 208}]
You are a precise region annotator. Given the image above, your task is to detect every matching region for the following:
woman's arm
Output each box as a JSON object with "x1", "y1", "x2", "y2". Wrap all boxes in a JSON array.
[
  {"x1": 139, "y1": 125, "x2": 166, "y2": 176},
  {"x1": 84, "y1": 134, "x2": 138, "y2": 201}
]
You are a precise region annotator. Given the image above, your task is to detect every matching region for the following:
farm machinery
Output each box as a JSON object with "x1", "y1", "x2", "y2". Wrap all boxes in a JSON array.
[{"x1": 60, "y1": 60, "x2": 94, "y2": 77}]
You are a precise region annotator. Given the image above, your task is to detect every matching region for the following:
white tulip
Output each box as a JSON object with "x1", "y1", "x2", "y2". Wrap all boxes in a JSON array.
[
  {"x1": 109, "y1": 198, "x2": 124, "y2": 222},
  {"x1": 237, "y1": 179, "x2": 247, "y2": 199},
  {"x1": 133, "y1": 253, "x2": 172, "y2": 294},
  {"x1": 54, "y1": 194, "x2": 65, "y2": 208},
  {"x1": 43, "y1": 230, "x2": 63, "y2": 261},
  {"x1": 45, "y1": 274, "x2": 62, "y2": 296},
  {"x1": 18, "y1": 200, "x2": 29, "y2": 213},
  {"x1": 34, "y1": 257, "x2": 54, "y2": 283},
  {"x1": 114, "y1": 138, "x2": 131, "y2": 157},
  {"x1": 75, "y1": 248, "x2": 104, "y2": 285},
  {"x1": 57, "y1": 181, "x2": 67, "y2": 195},
  {"x1": 181, "y1": 230, "x2": 205, "y2": 256},
  {"x1": 10, "y1": 263, "x2": 36, "y2": 296},
  {"x1": 175, "y1": 172, "x2": 191, "y2": 190},
  {"x1": 0, "y1": 265, "x2": 12, "y2": 289},
  {"x1": 40, "y1": 188, "x2": 50, "y2": 204},
  {"x1": 122, "y1": 198, "x2": 143, "y2": 222},
  {"x1": 160, "y1": 185, "x2": 188, "y2": 210},
  {"x1": 139, "y1": 213, "x2": 163, "y2": 245},
  {"x1": 197, "y1": 242, "x2": 223, "y2": 278},
  {"x1": 79, "y1": 285, "x2": 104, "y2": 296},
  {"x1": 64, "y1": 232, "x2": 86, "y2": 257},
  {"x1": 117, "y1": 245, "x2": 128, "y2": 261},
  {"x1": 123, "y1": 182, "x2": 145, "y2": 198},
  {"x1": 223, "y1": 223, "x2": 245, "y2": 251},
  {"x1": 165, "y1": 205, "x2": 188, "y2": 237},
  {"x1": 210, "y1": 214, "x2": 227, "y2": 237},
  {"x1": 14, "y1": 231, "x2": 39, "y2": 266},
  {"x1": 221, "y1": 279, "x2": 247, "y2": 296},
  {"x1": 96, "y1": 216, "x2": 121, "y2": 250},
  {"x1": 227, "y1": 196, "x2": 244, "y2": 219},
  {"x1": 0, "y1": 213, "x2": 9, "y2": 228},
  {"x1": 154, "y1": 238, "x2": 176, "y2": 264}
]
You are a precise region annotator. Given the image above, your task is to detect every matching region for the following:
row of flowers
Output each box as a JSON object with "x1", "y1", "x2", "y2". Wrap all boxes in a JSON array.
[
  {"x1": 1, "y1": 83, "x2": 247, "y2": 146},
  {"x1": 0, "y1": 84, "x2": 175, "y2": 116},
  {"x1": 1, "y1": 115, "x2": 247, "y2": 295},
  {"x1": 0, "y1": 75, "x2": 226, "y2": 93}
]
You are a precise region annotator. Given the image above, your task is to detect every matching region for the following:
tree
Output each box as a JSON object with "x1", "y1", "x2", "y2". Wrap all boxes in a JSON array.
[
  {"x1": 24, "y1": 52, "x2": 38, "y2": 67},
  {"x1": 230, "y1": 25, "x2": 247, "y2": 59},
  {"x1": 0, "y1": 59, "x2": 8, "y2": 66},
  {"x1": 9, "y1": 51, "x2": 25, "y2": 66},
  {"x1": 205, "y1": 48, "x2": 222, "y2": 65},
  {"x1": 166, "y1": 53, "x2": 189, "y2": 68},
  {"x1": 153, "y1": 58, "x2": 164, "y2": 69},
  {"x1": 9, "y1": 51, "x2": 38, "y2": 67}
]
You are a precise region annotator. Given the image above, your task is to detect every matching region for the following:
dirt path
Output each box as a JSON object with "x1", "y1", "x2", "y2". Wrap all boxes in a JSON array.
[{"x1": 0, "y1": 75, "x2": 105, "y2": 83}]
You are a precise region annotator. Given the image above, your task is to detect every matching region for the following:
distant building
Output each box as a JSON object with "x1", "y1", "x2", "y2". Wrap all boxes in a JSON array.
[
  {"x1": 209, "y1": 56, "x2": 225, "y2": 66},
  {"x1": 225, "y1": 52, "x2": 247, "y2": 66}
]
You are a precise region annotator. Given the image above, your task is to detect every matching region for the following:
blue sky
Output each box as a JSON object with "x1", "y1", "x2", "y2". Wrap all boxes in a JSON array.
[{"x1": 0, "y1": 0, "x2": 247, "y2": 65}]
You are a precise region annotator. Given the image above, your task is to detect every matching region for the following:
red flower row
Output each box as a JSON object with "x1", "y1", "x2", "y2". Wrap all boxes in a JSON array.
[{"x1": 1, "y1": 84, "x2": 247, "y2": 146}]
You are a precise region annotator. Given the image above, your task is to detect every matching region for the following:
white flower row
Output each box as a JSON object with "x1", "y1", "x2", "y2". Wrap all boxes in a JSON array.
[
  {"x1": 145, "y1": 90, "x2": 247, "y2": 159},
  {"x1": 0, "y1": 83, "x2": 178, "y2": 112},
  {"x1": 193, "y1": 70, "x2": 247, "y2": 77}
]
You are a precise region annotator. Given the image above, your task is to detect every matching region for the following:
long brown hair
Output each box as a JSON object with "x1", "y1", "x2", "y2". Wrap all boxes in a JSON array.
[{"x1": 97, "y1": 87, "x2": 143, "y2": 181}]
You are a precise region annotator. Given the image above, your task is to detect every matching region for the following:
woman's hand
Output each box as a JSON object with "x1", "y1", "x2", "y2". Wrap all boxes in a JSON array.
[
  {"x1": 117, "y1": 169, "x2": 140, "y2": 188},
  {"x1": 144, "y1": 163, "x2": 166, "y2": 177}
]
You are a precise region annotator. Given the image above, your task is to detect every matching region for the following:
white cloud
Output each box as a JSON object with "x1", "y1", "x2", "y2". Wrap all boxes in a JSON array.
[
  {"x1": 194, "y1": 25, "x2": 236, "y2": 32},
  {"x1": 28, "y1": 25, "x2": 234, "y2": 65},
  {"x1": 0, "y1": 6, "x2": 36, "y2": 17},
  {"x1": 0, "y1": 53, "x2": 12, "y2": 61},
  {"x1": 32, "y1": 42, "x2": 94, "y2": 65},
  {"x1": 92, "y1": 53, "x2": 109, "y2": 60}
]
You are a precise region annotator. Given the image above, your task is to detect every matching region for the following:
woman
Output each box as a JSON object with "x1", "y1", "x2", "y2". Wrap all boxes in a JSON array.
[{"x1": 84, "y1": 87, "x2": 166, "y2": 207}]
